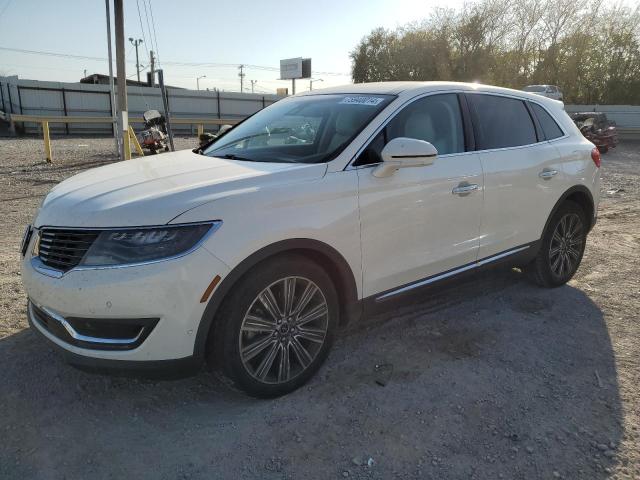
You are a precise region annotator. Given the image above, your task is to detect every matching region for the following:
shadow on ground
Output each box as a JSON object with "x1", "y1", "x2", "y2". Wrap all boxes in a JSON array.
[{"x1": 0, "y1": 269, "x2": 622, "y2": 479}]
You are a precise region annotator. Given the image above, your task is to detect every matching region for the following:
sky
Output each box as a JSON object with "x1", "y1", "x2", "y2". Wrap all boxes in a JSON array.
[{"x1": 0, "y1": 0, "x2": 465, "y2": 94}]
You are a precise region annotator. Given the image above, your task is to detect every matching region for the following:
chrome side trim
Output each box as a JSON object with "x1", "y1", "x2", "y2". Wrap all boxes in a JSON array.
[
  {"x1": 375, "y1": 245, "x2": 530, "y2": 302},
  {"x1": 31, "y1": 257, "x2": 64, "y2": 278},
  {"x1": 29, "y1": 302, "x2": 143, "y2": 345},
  {"x1": 33, "y1": 221, "x2": 219, "y2": 232}
]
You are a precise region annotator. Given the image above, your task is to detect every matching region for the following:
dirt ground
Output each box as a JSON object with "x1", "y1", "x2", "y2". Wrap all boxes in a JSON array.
[{"x1": 0, "y1": 136, "x2": 638, "y2": 480}]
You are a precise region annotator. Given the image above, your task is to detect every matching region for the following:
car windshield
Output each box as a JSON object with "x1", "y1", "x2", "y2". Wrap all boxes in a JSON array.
[
  {"x1": 524, "y1": 85, "x2": 546, "y2": 92},
  {"x1": 203, "y1": 94, "x2": 394, "y2": 163}
]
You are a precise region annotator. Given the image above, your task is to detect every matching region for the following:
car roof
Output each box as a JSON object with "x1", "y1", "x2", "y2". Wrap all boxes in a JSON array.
[
  {"x1": 299, "y1": 81, "x2": 562, "y2": 105},
  {"x1": 525, "y1": 84, "x2": 560, "y2": 88}
]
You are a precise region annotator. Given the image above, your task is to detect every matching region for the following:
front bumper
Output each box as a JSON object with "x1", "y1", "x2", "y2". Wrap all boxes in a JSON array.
[{"x1": 22, "y1": 238, "x2": 231, "y2": 364}]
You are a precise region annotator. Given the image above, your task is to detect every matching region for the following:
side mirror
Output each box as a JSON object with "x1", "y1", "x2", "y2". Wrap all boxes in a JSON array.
[{"x1": 372, "y1": 137, "x2": 437, "y2": 178}]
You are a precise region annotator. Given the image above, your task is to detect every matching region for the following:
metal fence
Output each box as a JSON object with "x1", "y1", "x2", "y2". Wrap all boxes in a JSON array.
[{"x1": 0, "y1": 76, "x2": 281, "y2": 135}]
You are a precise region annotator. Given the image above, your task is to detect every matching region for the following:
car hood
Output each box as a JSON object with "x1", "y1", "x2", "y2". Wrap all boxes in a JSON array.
[{"x1": 34, "y1": 150, "x2": 327, "y2": 228}]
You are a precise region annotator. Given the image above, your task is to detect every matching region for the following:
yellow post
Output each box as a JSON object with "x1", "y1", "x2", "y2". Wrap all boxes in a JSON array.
[
  {"x1": 197, "y1": 124, "x2": 204, "y2": 138},
  {"x1": 123, "y1": 126, "x2": 132, "y2": 160},
  {"x1": 128, "y1": 125, "x2": 144, "y2": 156},
  {"x1": 42, "y1": 121, "x2": 52, "y2": 163}
]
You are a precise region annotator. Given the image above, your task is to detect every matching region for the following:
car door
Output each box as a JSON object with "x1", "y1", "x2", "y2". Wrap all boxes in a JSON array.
[
  {"x1": 355, "y1": 93, "x2": 483, "y2": 298},
  {"x1": 466, "y1": 93, "x2": 567, "y2": 260}
]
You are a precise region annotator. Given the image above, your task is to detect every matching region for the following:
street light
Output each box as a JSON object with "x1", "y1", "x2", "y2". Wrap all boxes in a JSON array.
[
  {"x1": 310, "y1": 78, "x2": 324, "y2": 91},
  {"x1": 128, "y1": 37, "x2": 143, "y2": 82},
  {"x1": 197, "y1": 75, "x2": 206, "y2": 90}
]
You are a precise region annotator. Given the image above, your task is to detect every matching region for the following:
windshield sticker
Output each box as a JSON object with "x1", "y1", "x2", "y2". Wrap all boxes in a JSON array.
[{"x1": 339, "y1": 96, "x2": 385, "y2": 106}]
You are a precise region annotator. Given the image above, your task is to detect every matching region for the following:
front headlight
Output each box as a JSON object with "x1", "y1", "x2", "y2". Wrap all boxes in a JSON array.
[{"x1": 79, "y1": 221, "x2": 220, "y2": 267}]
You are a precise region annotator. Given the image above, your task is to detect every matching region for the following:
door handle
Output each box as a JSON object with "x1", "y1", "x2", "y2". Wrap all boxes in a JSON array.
[
  {"x1": 539, "y1": 169, "x2": 558, "y2": 179},
  {"x1": 452, "y1": 183, "x2": 479, "y2": 196}
]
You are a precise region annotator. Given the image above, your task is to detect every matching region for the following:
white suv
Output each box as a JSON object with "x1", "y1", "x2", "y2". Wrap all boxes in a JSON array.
[
  {"x1": 523, "y1": 85, "x2": 564, "y2": 102},
  {"x1": 21, "y1": 82, "x2": 601, "y2": 397}
]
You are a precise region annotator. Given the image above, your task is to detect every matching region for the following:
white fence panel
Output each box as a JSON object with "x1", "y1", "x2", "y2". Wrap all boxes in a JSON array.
[{"x1": 0, "y1": 76, "x2": 281, "y2": 135}]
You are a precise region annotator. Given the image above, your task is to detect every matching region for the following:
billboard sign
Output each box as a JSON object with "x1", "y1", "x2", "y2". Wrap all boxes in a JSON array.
[{"x1": 280, "y1": 58, "x2": 312, "y2": 80}]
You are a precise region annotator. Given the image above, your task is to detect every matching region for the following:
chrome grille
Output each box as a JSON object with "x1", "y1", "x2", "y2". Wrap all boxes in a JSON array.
[{"x1": 37, "y1": 229, "x2": 100, "y2": 272}]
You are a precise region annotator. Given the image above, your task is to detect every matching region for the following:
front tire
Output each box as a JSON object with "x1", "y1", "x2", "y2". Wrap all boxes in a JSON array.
[
  {"x1": 209, "y1": 254, "x2": 338, "y2": 398},
  {"x1": 525, "y1": 201, "x2": 587, "y2": 287}
]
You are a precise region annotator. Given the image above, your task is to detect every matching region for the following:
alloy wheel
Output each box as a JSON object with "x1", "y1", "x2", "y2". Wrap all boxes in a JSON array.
[
  {"x1": 239, "y1": 276, "x2": 329, "y2": 385},
  {"x1": 548, "y1": 212, "x2": 584, "y2": 279}
]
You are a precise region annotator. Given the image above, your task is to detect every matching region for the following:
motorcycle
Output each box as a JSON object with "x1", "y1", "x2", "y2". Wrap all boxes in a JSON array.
[
  {"x1": 570, "y1": 112, "x2": 618, "y2": 154},
  {"x1": 138, "y1": 109, "x2": 170, "y2": 154},
  {"x1": 198, "y1": 124, "x2": 233, "y2": 148}
]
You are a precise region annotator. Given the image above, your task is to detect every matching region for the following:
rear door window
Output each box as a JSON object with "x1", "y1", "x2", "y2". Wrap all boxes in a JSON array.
[
  {"x1": 468, "y1": 94, "x2": 537, "y2": 150},
  {"x1": 530, "y1": 103, "x2": 564, "y2": 140}
]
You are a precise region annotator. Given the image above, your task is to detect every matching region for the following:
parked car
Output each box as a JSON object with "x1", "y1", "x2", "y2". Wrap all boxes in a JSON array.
[
  {"x1": 570, "y1": 112, "x2": 618, "y2": 153},
  {"x1": 523, "y1": 85, "x2": 563, "y2": 101},
  {"x1": 21, "y1": 82, "x2": 600, "y2": 397}
]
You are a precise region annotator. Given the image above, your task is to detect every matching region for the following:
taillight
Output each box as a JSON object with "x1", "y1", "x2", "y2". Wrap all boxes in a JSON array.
[{"x1": 591, "y1": 147, "x2": 601, "y2": 168}]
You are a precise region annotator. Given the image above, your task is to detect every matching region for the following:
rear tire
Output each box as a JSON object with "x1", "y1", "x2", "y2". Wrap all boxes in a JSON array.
[
  {"x1": 208, "y1": 254, "x2": 338, "y2": 398},
  {"x1": 525, "y1": 201, "x2": 587, "y2": 288}
]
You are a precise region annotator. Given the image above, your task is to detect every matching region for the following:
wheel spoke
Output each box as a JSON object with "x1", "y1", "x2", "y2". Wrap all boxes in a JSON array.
[
  {"x1": 292, "y1": 282, "x2": 317, "y2": 316},
  {"x1": 258, "y1": 287, "x2": 282, "y2": 321},
  {"x1": 283, "y1": 277, "x2": 296, "y2": 316},
  {"x1": 296, "y1": 303, "x2": 328, "y2": 327},
  {"x1": 567, "y1": 246, "x2": 580, "y2": 261},
  {"x1": 290, "y1": 336, "x2": 313, "y2": 368},
  {"x1": 569, "y1": 224, "x2": 583, "y2": 239},
  {"x1": 568, "y1": 236, "x2": 583, "y2": 247},
  {"x1": 242, "y1": 314, "x2": 276, "y2": 333},
  {"x1": 560, "y1": 215, "x2": 568, "y2": 236},
  {"x1": 552, "y1": 230, "x2": 562, "y2": 244},
  {"x1": 255, "y1": 341, "x2": 280, "y2": 380},
  {"x1": 549, "y1": 245, "x2": 562, "y2": 258},
  {"x1": 277, "y1": 343, "x2": 291, "y2": 383},
  {"x1": 566, "y1": 254, "x2": 575, "y2": 273},
  {"x1": 296, "y1": 327, "x2": 326, "y2": 344},
  {"x1": 242, "y1": 335, "x2": 276, "y2": 362},
  {"x1": 566, "y1": 214, "x2": 575, "y2": 237},
  {"x1": 551, "y1": 252, "x2": 562, "y2": 274}
]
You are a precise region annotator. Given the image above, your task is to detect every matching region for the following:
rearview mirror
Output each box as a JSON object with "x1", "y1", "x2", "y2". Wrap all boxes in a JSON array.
[{"x1": 372, "y1": 137, "x2": 438, "y2": 178}]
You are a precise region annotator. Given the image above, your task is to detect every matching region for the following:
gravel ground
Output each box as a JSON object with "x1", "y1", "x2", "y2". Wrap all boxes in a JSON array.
[{"x1": 0, "y1": 136, "x2": 638, "y2": 479}]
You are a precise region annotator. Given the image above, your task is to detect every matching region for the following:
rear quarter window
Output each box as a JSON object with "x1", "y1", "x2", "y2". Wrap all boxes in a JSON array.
[
  {"x1": 530, "y1": 103, "x2": 564, "y2": 140},
  {"x1": 468, "y1": 94, "x2": 537, "y2": 150}
]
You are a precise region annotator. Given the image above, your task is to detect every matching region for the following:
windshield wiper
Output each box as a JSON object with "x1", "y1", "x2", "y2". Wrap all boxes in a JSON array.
[{"x1": 221, "y1": 153, "x2": 257, "y2": 161}]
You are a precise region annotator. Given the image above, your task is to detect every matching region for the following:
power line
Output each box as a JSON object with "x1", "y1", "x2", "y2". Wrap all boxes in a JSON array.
[
  {"x1": 0, "y1": 0, "x2": 13, "y2": 19},
  {"x1": 135, "y1": 0, "x2": 150, "y2": 60},
  {"x1": 142, "y1": 0, "x2": 155, "y2": 58},
  {"x1": 0, "y1": 46, "x2": 351, "y2": 76},
  {"x1": 147, "y1": 0, "x2": 161, "y2": 65}
]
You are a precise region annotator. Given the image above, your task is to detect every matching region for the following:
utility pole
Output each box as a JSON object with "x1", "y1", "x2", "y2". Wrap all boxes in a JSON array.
[
  {"x1": 128, "y1": 37, "x2": 143, "y2": 82},
  {"x1": 250, "y1": 80, "x2": 257, "y2": 93},
  {"x1": 149, "y1": 50, "x2": 155, "y2": 87},
  {"x1": 105, "y1": 0, "x2": 120, "y2": 159},
  {"x1": 238, "y1": 64, "x2": 245, "y2": 92},
  {"x1": 157, "y1": 69, "x2": 175, "y2": 152},
  {"x1": 115, "y1": 0, "x2": 130, "y2": 160}
]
